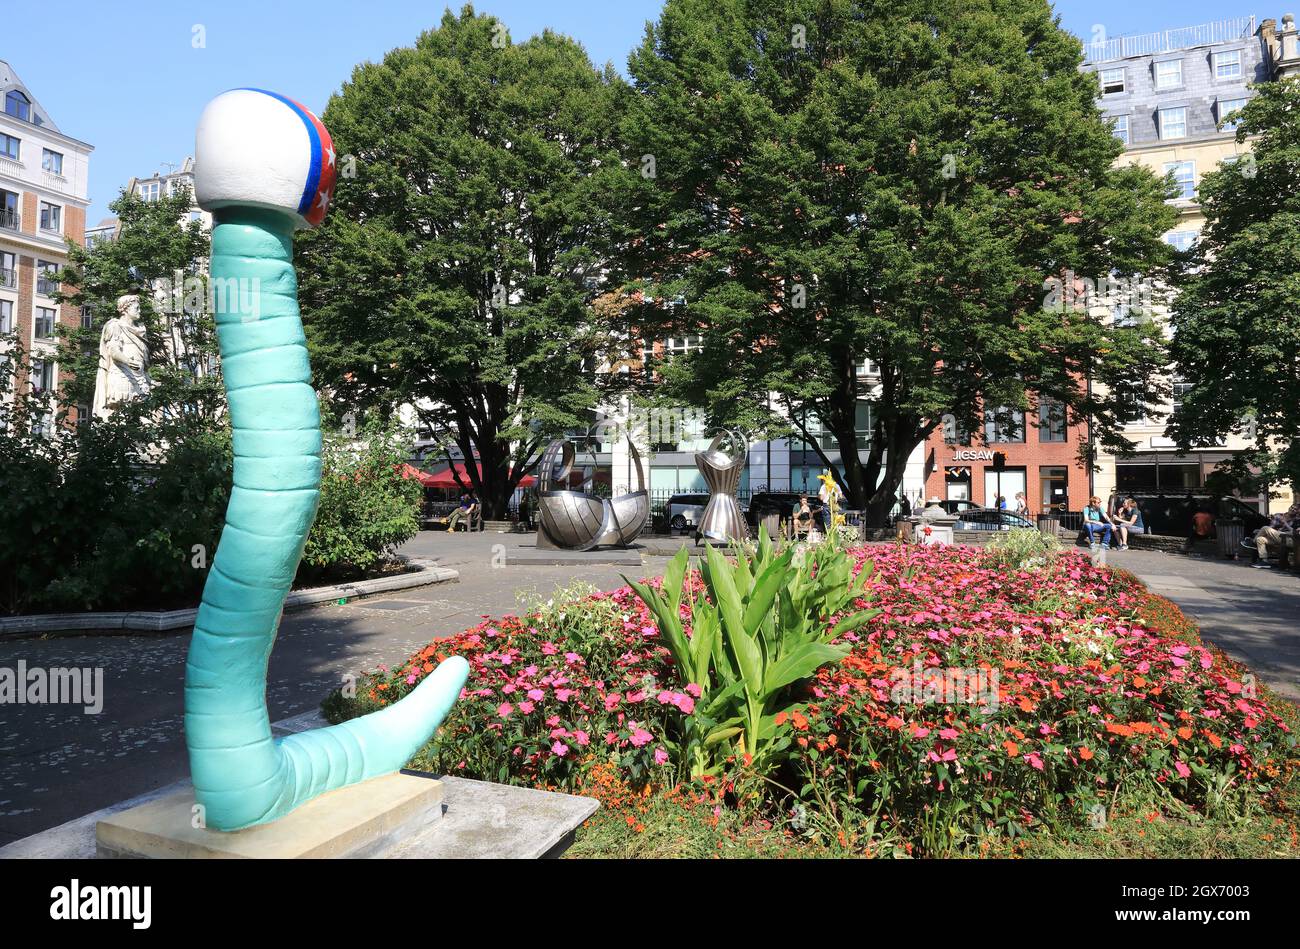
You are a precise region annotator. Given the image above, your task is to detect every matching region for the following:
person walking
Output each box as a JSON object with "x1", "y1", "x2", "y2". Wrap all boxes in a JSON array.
[
  {"x1": 1082, "y1": 496, "x2": 1113, "y2": 551},
  {"x1": 1013, "y1": 492, "x2": 1030, "y2": 517}
]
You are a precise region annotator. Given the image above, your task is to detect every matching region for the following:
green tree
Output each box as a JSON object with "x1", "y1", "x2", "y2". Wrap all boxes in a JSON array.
[
  {"x1": 297, "y1": 6, "x2": 629, "y2": 518},
  {"x1": 618, "y1": 0, "x2": 1176, "y2": 523},
  {"x1": 1168, "y1": 79, "x2": 1300, "y2": 493}
]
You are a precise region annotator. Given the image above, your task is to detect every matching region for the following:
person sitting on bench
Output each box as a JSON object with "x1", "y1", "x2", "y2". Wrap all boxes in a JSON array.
[
  {"x1": 792, "y1": 496, "x2": 815, "y2": 538},
  {"x1": 446, "y1": 493, "x2": 472, "y2": 532},
  {"x1": 1082, "y1": 496, "x2": 1113, "y2": 551},
  {"x1": 1251, "y1": 513, "x2": 1294, "y2": 569},
  {"x1": 1112, "y1": 497, "x2": 1143, "y2": 550}
]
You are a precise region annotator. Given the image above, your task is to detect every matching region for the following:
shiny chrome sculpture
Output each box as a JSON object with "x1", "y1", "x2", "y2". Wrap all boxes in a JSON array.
[
  {"x1": 695, "y1": 431, "x2": 749, "y2": 544},
  {"x1": 535, "y1": 434, "x2": 648, "y2": 551}
]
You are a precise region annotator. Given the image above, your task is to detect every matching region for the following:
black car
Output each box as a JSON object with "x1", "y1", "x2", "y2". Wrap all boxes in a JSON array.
[
  {"x1": 745, "y1": 492, "x2": 824, "y2": 528},
  {"x1": 937, "y1": 499, "x2": 981, "y2": 516},
  {"x1": 954, "y1": 508, "x2": 1035, "y2": 531}
]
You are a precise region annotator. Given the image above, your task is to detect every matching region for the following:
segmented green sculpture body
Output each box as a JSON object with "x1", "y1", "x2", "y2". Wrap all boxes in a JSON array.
[{"x1": 183, "y1": 208, "x2": 466, "y2": 831}]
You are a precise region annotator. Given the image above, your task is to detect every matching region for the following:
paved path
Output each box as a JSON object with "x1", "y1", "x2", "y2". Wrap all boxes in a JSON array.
[
  {"x1": 1098, "y1": 547, "x2": 1300, "y2": 703},
  {"x1": 0, "y1": 532, "x2": 669, "y2": 846}
]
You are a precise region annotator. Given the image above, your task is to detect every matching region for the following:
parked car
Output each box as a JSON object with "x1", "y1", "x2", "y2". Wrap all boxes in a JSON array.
[
  {"x1": 937, "y1": 499, "x2": 981, "y2": 516},
  {"x1": 744, "y1": 492, "x2": 823, "y2": 529},
  {"x1": 1126, "y1": 494, "x2": 1269, "y2": 538},
  {"x1": 954, "y1": 508, "x2": 1035, "y2": 531},
  {"x1": 662, "y1": 493, "x2": 710, "y2": 533}
]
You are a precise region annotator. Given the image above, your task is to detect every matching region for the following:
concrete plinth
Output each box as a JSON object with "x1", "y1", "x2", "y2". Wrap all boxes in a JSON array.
[{"x1": 95, "y1": 772, "x2": 444, "y2": 859}]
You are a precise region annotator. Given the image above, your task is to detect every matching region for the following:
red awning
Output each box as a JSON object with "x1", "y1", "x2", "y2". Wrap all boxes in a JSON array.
[
  {"x1": 423, "y1": 463, "x2": 536, "y2": 489},
  {"x1": 397, "y1": 463, "x2": 438, "y2": 487}
]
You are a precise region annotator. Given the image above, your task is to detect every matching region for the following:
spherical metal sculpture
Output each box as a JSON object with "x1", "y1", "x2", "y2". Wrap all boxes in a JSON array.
[
  {"x1": 695, "y1": 430, "x2": 749, "y2": 544},
  {"x1": 535, "y1": 433, "x2": 648, "y2": 551}
]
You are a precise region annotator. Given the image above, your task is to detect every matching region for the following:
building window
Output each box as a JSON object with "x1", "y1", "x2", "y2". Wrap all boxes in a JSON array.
[
  {"x1": 1165, "y1": 161, "x2": 1195, "y2": 201},
  {"x1": 36, "y1": 261, "x2": 59, "y2": 296},
  {"x1": 984, "y1": 407, "x2": 1025, "y2": 444},
  {"x1": 39, "y1": 202, "x2": 61, "y2": 232},
  {"x1": 30, "y1": 358, "x2": 54, "y2": 395},
  {"x1": 1111, "y1": 114, "x2": 1130, "y2": 145},
  {"x1": 0, "y1": 250, "x2": 14, "y2": 288},
  {"x1": 81, "y1": 305, "x2": 94, "y2": 330},
  {"x1": 1213, "y1": 50, "x2": 1243, "y2": 80},
  {"x1": 0, "y1": 133, "x2": 19, "y2": 161},
  {"x1": 1218, "y1": 97, "x2": 1248, "y2": 131},
  {"x1": 136, "y1": 181, "x2": 161, "y2": 202},
  {"x1": 35, "y1": 306, "x2": 57, "y2": 340},
  {"x1": 1171, "y1": 375, "x2": 1193, "y2": 417},
  {"x1": 1039, "y1": 399, "x2": 1067, "y2": 442},
  {"x1": 4, "y1": 90, "x2": 30, "y2": 121},
  {"x1": 1164, "y1": 231, "x2": 1198, "y2": 253},
  {"x1": 41, "y1": 148, "x2": 63, "y2": 175},
  {"x1": 1154, "y1": 59, "x2": 1183, "y2": 90},
  {"x1": 0, "y1": 189, "x2": 17, "y2": 230},
  {"x1": 1099, "y1": 67, "x2": 1126, "y2": 95},
  {"x1": 664, "y1": 335, "x2": 703, "y2": 359},
  {"x1": 0, "y1": 299, "x2": 12, "y2": 333},
  {"x1": 1158, "y1": 107, "x2": 1187, "y2": 140}
]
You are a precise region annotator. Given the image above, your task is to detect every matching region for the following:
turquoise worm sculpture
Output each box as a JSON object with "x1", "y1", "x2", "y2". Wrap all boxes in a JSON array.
[{"x1": 185, "y1": 88, "x2": 467, "y2": 831}]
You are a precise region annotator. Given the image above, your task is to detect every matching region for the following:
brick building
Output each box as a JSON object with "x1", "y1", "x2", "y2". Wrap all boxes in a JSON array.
[
  {"x1": 0, "y1": 59, "x2": 92, "y2": 429},
  {"x1": 922, "y1": 399, "x2": 1090, "y2": 515}
]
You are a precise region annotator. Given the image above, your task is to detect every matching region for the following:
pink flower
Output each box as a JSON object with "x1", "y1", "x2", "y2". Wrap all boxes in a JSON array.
[
  {"x1": 629, "y1": 727, "x2": 653, "y2": 747},
  {"x1": 1024, "y1": 753, "x2": 1045, "y2": 771},
  {"x1": 549, "y1": 727, "x2": 568, "y2": 739},
  {"x1": 406, "y1": 674, "x2": 418, "y2": 685},
  {"x1": 527, "y1": 688, "x2": 545, "y2": 701},
  {"x1": 565, "y1": 652, "x2": 582, "y2": 663},
  {"x1": 555, "y1": 689, "x2": 574, "y2": 702},
  {"x1": 654, "y1": 747, "x2": 669, "y2": 765},
  {"x1": 604, "y1": 693, "x2": 622, "y2": 711},
  {"x1": 938, "y1": 728, "x2": 958, "y2": 740},
  {"x1": 551, "y1": 741, "x2": 569, "y2": 757},
  {"x1": 496, "y1": 702, "x2": 513, "y2": 718},
  {"x1": 675, "y1": 695, "x2": 696, "y2": 714},
  {"x1": 685, "y1": 683, "x2": 702, "y2": 698},
  {"x1": 545, "y1": 715, "x2": 560, "y2": 727},
  {"x1": 518, "y1": 700, "x2": 535, "y2": 714},
  {"x1": 1174, "y1": 760, "x2": 1191, "y2": 779},
  {"x1": 573, "y1": 730, "x2": 590, "y2": 746},
  {"x1": 541, "y1": 642, "x2": 558, "y2": 655}
]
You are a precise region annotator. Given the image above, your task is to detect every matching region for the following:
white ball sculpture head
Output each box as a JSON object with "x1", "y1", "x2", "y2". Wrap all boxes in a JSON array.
[{"x1": 194, "y1": 88, "x2": 337, "y2": 229}]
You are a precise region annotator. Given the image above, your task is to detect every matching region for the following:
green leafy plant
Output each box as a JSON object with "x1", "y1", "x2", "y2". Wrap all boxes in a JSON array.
[
  {"x1": 985, "y1": 527, "x2": 1061, "y2": 572},
  {"x1": 625, "y1": 526, "x2": 877, "y2": 777}
]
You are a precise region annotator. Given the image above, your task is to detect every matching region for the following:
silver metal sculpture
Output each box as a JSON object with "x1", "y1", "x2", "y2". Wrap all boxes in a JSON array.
[
  {"x1": 535, "y1": 433, "x2": 648, "y2": 551},
  {"x1": 695, "y1": 431, "x2": 749, "y2": 544}
]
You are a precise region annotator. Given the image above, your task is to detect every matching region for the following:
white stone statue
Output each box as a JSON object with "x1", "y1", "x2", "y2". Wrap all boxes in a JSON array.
[{"x1": 92, "y1": 294, "x2": 150, "y2": 421}]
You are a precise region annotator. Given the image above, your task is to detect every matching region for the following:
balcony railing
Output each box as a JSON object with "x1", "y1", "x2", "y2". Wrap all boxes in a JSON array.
[
  {"x1": 36, "y1": 277, "x2": 59, "y2": 296},
  {"x1": 0, "y1": 268, "x2": 14, "y2": 288},
  {"x1": 1083, "y1": 16, "x2": 1256, "y2": 63},
  {"x1": 0, "y1": 208, "x2": 18, "y2": 231}
]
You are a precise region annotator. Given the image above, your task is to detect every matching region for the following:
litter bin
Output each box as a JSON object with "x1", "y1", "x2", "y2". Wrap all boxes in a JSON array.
[
  {"x1": 760, "y1": 513, "x2": 781, "y2": 540},
  {"x1": 1217, "y1": 518, "x2": 1245, "y2": 560},
  {"x1": 1036, "y1": 513, "x2": 1059, "y2": 539}
]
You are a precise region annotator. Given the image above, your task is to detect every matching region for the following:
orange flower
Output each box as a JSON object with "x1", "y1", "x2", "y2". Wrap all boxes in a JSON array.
[
  {"x1": 1177, "y1": 726, "x2": 1193, "y2": 740},
  {"x1": 1105, "y1": 722, "x2": 1134, "y2": 737},
  {"x1": 1003, "y1": 740, "x2": 1019, "y2": 756},
  {"x1": 1078, "y1": 745, "x2": 1094, "y2": 761},
  {"x1": 1017, "y1": 697, "x2": 1036, "y2": 713},
  {"x1": 1132, "y1": 676, "x2": 1147, "y2": 688},
  {"x1": 791, "y1": 711, "x2": 809, "y2": 730},
  {"x1": 774, "y1": 711, "x2": 788, "y2": 726}
]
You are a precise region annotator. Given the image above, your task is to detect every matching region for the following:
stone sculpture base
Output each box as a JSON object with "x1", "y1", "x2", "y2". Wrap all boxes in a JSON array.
[{"x1": 95, "y1": 772, "x2": 444, "y2": 859}]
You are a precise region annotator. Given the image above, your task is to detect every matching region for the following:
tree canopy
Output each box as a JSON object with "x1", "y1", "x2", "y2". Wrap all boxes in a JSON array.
[
  {"x1": 616, "y1": 0, "x2": 1176, "y2": 522},
  {"x1": 297, "y1": 5, "x2": 630, "y2": 517}
]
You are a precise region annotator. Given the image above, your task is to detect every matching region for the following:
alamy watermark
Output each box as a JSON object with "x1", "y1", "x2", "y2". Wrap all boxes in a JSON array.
[
  {"x1": 890, "y1": 660, "x2": 1000, "y2": 712},
  {"x1": 1, "y1": 661, "x2": 103, "y2": 714}
]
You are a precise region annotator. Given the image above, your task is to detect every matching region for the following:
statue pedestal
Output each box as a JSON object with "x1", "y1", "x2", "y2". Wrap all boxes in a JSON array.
[{"x1": 95, "y1": 772, "x2": 444, "y2": 859}]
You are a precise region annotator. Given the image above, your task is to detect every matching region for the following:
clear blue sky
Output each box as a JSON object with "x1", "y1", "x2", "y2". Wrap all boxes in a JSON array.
[{"x1": 2, "y1": 0, "x2": 1263, "y2": 223}]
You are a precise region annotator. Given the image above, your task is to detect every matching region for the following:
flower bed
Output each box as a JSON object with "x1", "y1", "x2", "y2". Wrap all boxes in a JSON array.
[{"x1": 324, "y1": 544, "x2": 1297, "y2": 855}]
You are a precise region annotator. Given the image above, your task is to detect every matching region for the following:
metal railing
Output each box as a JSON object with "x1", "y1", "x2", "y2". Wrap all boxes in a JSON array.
[
  {"x1": 0, "y1": 268, "x2": 14, "y2": 289},
  {"x1": 0, "y1": 208, "x2": 18, "y2": 231},
  {"x1": 36, "y1": 277, "x2": 59, "y2": 297},
  {"x1": 1083, "y1": 16, "x2": 1256, "y2": 63}
]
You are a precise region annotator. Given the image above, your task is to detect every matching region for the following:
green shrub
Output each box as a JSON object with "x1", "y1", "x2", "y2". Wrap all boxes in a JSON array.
[
  {"x1": 298, "y1": 415, "x2": 423, "y2": 583},
  {"x1": 985, "y1": 526, "x2": 1060, "y2": 571}
]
